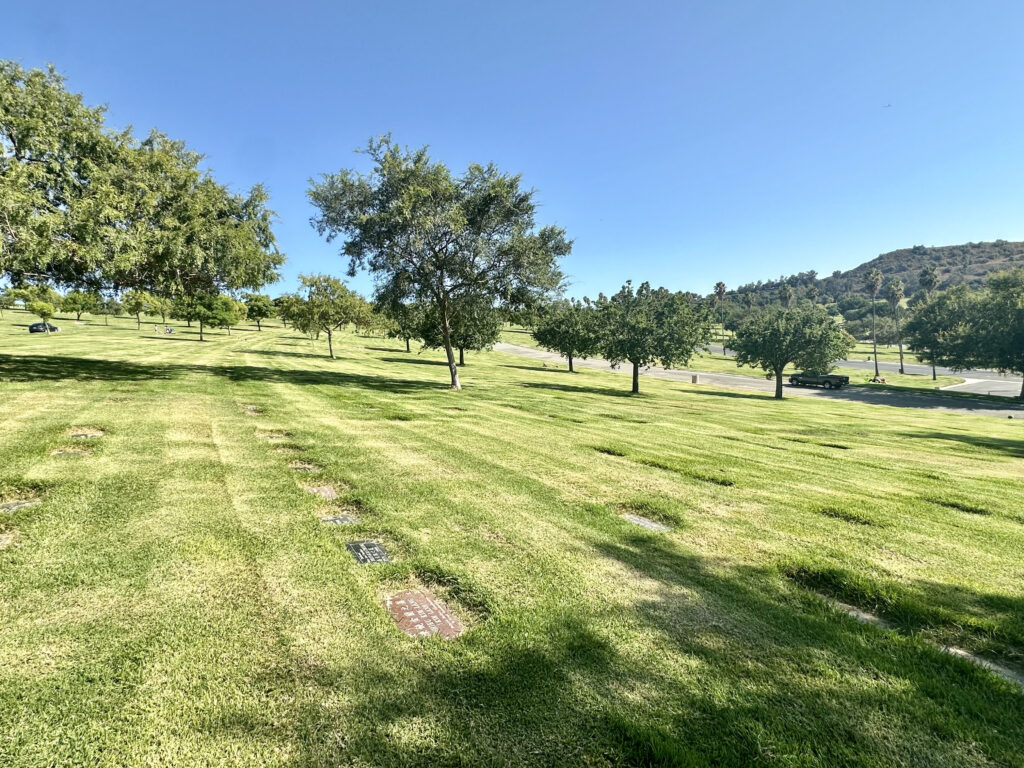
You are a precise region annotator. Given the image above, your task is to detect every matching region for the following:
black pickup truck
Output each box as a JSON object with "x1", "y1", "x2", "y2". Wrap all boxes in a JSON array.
[{"x1": 788, "y1": 372, "x2": 850, "y2": 390}]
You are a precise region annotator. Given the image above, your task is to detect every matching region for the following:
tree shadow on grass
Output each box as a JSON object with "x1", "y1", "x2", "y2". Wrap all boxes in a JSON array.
[
  {"x1": 500, "y1": 364, "x2": 573, "y2": 373},
  {"x1": 822, "y1": 386, "x2": 1024, "y2": 413},
  {"x1": 900, "y1": 431, "x2": 1024, "y2": 459},
  {"x1": 236, "y1": 534, "x2": 1024, "y2": 766},
  {"x1": 378, "y1": 356, "x2": 448, "y2": 366},
  {"x1": 518, "y1": 381, "x2": 637, "y2": 398},
  {"x1": 244, "y1": 348, "x2": 335, "y2": 361},
  {"x1": 0, "y1": 353, "x2": 437, "y2": 394}
]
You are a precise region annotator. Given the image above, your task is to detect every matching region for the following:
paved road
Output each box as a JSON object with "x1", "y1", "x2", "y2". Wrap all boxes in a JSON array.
[
  {"x1": 708, "y1": 344, "x2": 1023, "y2": 398},
  {"x1": 493, "y1": 343, "x2": 1024, "y2": 419}
]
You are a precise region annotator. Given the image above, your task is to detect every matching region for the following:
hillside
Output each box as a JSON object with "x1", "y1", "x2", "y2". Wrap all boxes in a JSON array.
[{"x1": 734, "y1": 239, "x2": 1024, "y2": 302}]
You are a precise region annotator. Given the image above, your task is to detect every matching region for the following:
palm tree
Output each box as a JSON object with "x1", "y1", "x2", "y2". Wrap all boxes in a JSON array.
[
  {"x1": 918, "y1": 266, "x2": 938, "y2": 379},
  {"x1": 865, "y1": 268, "x2": 883, "y2": 377},
  {"x1": 714, "y1": 281, "x2": 727, "y2": 351},
  {"x1": 779, "y1": 284, "x2": 795, "y2": 308},
  {"x1": 886, "y1": 278, "x2": 906, "y2": 374}
]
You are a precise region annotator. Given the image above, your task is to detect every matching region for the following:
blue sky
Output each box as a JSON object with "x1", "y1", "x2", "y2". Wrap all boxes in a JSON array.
[{"x1": 5, "y1": 1, "x2": 1024, "y2": 299}]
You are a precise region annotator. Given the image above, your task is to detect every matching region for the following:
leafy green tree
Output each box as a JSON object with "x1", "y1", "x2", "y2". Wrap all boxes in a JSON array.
[
  {"x1": 1, "y1": 62, "x2": 130, "y2": 288},
  {"x1": 191, "y1": 294, "x2": 244, "y2": 340},
  {"x1": 865, "y1": 268, "x2": 884, "y2": 376},
  {"x1": 594, "y1": 281, "x2": 712, "y2": 394},
  {"x1": 905, "y1": 286, "x2": 969, "y2": 380},
  {"x1": 419, "y1": 293, "x2": 503, "y2": 366},
  {"x1": 274, "y1": 294, "x2": 303, "y2": 330},
  {"x1": 912, "y1": 270, "x2": 1024, "y2": 399},
  {"x1": 243, "y1": 293, "x2": 274, "y2": 331},
  {"x1": 886, "y1": 278, "x2": 906, "y2": 373},
  {"x1": 308, "y1": 136, "x2": 569, "y2": 390},
  {"x1": 148, "y1": 295, "x2": 173, "y2": 324},
  {"x1": 171, "y1": 296, "x2": 199, "y2": 328},
  {"x1": 60, "y1": 290, "x2": 98, "y2": 321},
  {"x1": 27, "y1": 301, "x2": 55, "y2": 332},
  {"x1": 734, "y1": 304, "x2": 855, "y2": 399},
  {"x1": 122, "y1": 290, "x2": 150, "y2": 329},
  {"x1": 118, "y1": 132, "x2": 282, "y2": 310},
  {"x1": 94, "y1": 296, "x2": 122, "y2": 325},
  {"x1": 532, "y1": 298, "x2": 600, "y2": 372},
  {"x1": 293, "y1": 274, "x2": 360, "y2": 358},
  {"x1": 378, "y1": 299, "x2": 423, "y2": 352}
]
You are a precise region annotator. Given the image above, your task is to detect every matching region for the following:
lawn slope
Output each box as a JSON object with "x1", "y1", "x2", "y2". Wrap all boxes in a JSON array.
[{"x1": 1, "y1": 311, "x2": 1022, "y2": 767}]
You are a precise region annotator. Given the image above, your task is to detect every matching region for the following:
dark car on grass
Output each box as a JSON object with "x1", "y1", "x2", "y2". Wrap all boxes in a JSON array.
[
  {"x1": 789, "y1": 372, "x2": 849, "y2": 390},
  {"x1": 28, "y1": 323, "x2": 60, "y2": 334}
]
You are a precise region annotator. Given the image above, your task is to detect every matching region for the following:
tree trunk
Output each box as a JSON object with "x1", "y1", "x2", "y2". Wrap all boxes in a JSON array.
[
  {"x1": 458, "y1": 347, "x2": 465, "y2": 366},
  {"x1": 631, "y1": 362, "x2": 639, "y2": 394},
  {"x1": 440, "y1": 308, "x2": 461, "y2": 390},
  {"x1": 568, "y1": 353, "x2": 574, "y2": 373},
  {"x1": 774, "y1": 369, "x2": 784, "y2": 399},
  {"x1": 405, "y1": 336, "x2": 411, "y2": 353},
  {"x1": 199, "y1": 320, "x2": 204, "y2": 341},
  {"x1": 327, "y1": 330, "x2": 334, "y2": 359},
  {"x1": 870, "y1": 305, "x2": 879, "y2": 377},
  {"x1": 896, "y1": 317, "x2": 905, "y2": 374}
]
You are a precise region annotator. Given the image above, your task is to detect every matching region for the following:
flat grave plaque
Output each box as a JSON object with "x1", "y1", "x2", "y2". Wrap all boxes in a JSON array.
[
  {"x1": 621, "y1": 513, "x2": 671, "y2": 533},
  {"x1": 306, "y1": 485, "x2": 338, "y2": 500},
  {"x1": 0, "y1": 500, "x2": 40, "y2": 514},
  {"x1": 346, "y1": 540, "x2": 390, "y2": 564},
  {"x1": 319, "y1": 513, "x2": 358, "y2": 525},
  {"x1": 51, "y1": 448, "x2": 87, "y2": 458},
  {"x1": 259, "y1": 431, "x2": 290, "y2": 441},
  {"x1": 387, "y1": 590, "x2": 464, "y2": 638}
]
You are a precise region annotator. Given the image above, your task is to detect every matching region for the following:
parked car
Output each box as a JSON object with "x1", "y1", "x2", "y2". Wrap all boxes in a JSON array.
[
  {"x1": 788, "y1": 372, "x2": 849, "y2": 390},
  {"x1": 28, "y1": 323, "x2": 60, "y2": 334}
]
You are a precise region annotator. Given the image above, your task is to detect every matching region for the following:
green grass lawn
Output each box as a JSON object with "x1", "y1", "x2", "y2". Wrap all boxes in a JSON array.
[{"x1": 2, "y1": 309, "x2": 1023, "y2": 766}]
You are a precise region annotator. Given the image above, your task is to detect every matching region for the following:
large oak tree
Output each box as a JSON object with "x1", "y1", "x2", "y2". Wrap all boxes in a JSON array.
[{"x1": 308, "y1": 136, "x2": 569, "y2": 390}]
